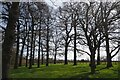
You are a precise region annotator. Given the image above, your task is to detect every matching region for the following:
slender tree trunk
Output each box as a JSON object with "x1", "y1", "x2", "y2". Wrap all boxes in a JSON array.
[
  {"x1": 64, "y1": 22, "x2": 69, "y2": 65},
  {"x1": 104, "y1": 21, "x2": 112, "y2": 68},
  {"x1": 54, "y1": 27, "x2": 58, "y2": 64},
  {"x1": 74, "y1": 23, "x2": 77, "y2": 65},
  {"x1": 46, "y1": 25, "x2": 49, "y2": 66},
  {"x1": 38, "y1": 23, "x2": 41, "y2": 68},
  {"x1": 40, "y1": 41, "x2": 44, "y2": 65},
  {"x1": 14, "y1": 21, "x2": 20, "y2": 69},
  {"x1": 32, "y1": 35, "x2": 36, "y2": 65},
  {"x1": 19, "y1": 36, "x2": 26, "y2": 66},
  {"x1": 29, "y1": 18, "x2": 34, "y2": 69},
  {"x1": 41, "y1": 45, "x2": 44, "y2": 65},
  {"x1": 26, "y1": 26, "x2": 29, "y2": 67},
  {"x1": 54, "y1": 47, "x2": 57, "y2": 64},
  {"x1": 2, "y1": 2, "x2": 19, "y2": 78},
  {"x1": 26, "y1": 41, "x2": 29, "y2": 67},
  {"x1": 38, "y1": 39, "x2": 40, "y2": 67},
  {"x1": 97, "y1": 45, "x2": 100, "y2": 65},
  {"x1": 64, "y1": 42, "x2": 68, "y2": 65},
  {"x1": 106, "y1": 35, "x2": 112, "y2": 68},
  {"x1": 90, "y1": 51, "x2": 96, "y2": 74}
]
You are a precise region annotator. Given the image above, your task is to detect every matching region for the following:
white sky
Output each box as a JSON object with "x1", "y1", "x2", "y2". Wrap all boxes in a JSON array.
[{"x1": 44, "y1": 0, "x2": 63, "y2": 9}]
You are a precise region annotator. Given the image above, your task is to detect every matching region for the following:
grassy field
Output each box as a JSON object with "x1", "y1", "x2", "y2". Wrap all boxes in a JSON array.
[{"x1": 9, "y1": 62, "x2": 119, "y2": 79}]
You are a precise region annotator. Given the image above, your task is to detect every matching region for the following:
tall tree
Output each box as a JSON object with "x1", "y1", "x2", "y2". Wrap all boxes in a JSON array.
[
  {"x1": 37, "y1": 17, "x2": 41, "y2": 68},
  {"x1": 100, "y1": 2, "x2": 120, "y2": 68},
  {"x1": 46, "y1": 18, "x2": 49, "y2": 66},
  {"x1": 14, "y1": 20, "x2": 20, "y2": 69},
  {"x1": 26, "y1": 20, "x2": 30, "y2": 67},
  {"x1": 77, "y1": 2, "x2": 101, "y2": 73},
  {"x1": 19, "y1": 27, "x2": 27, "y2": 66},
  {"x1": 58, "y1": 5, "x2": 73, "y2": 65},
  {"x1": 28, "y1": 3, "x2": 35, "y2": 69},
  {"x1": 71, "y1": 5, "x2": 78, "y2": 65},
  {"x1": 2, "y1": 2, "x2": 19, "y2": 78}
]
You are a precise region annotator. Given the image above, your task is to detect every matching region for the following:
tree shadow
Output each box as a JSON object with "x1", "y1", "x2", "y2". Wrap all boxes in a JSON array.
[
  {"x1": 95, "y1": 67, "x2": 108, "y2": 72},
  {"x1": 10, "y1": 66, "x2": 42, "y2": 74},
  {"x1": 70, "y1": 66, "x2": 113, "y2": 79},
  {"x1": 70, "y1": 72, "x2": 91, "y2": 78}
]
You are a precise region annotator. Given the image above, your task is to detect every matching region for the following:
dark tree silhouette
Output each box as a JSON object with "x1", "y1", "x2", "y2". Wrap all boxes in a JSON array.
[
  {"x1": 2, "y1": 2, "x2": 19, "y2": 78},
  {"x1": 14, "y1": 20, "x2": 20, "y2": 69}
]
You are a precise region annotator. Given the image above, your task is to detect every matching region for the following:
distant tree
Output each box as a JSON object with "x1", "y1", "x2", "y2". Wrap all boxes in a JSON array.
[
  {"x1": 52, "y1": 26, "x2": 61, "y2": 64},
  {"x1": 14, "y1": 20, "x2": 20, "y2": 69},
  {"x1": 70, "y1": 3, "x2": 79, "y2": 65},
  {"x1": 19, "y1": 24, "x2": 27, "y2": 67},
  {"x1": 45, "y1": 9, "x2": 52, "y2": 67},
  {"x1": 27, "y1": 3, "x2": 35, "y2": 69},
  {"x1": 58, "y1": 5, "x2": 73, "y2": 65},
  {"x1": 36, "y1": 2, "x2": 43, "y2": 67},
  {"x1": 26, "y1": 20, "x2": 30, "y2": 67}
]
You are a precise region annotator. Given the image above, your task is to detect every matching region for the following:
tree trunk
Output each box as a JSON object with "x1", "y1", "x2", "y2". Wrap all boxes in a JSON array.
[
  {"x1": 90, "y1": 52, "x2": 96, "y2": 74},
  {"x1": 54, "y1": 47, "x2": 57, "y2": 64},
  {"x1": 64, "y1": 42, "x2": 68, "y2": 65},
  {"x1": 26, "y1": 26, "x2": 29, "y2": 67},
  {"x1": 73, "y1": 22, "x2": 77, "y2": 65},
  {"x1": 38, "y1": 40, "x2": 40, "y2": 67},
  {"x1": 29, "y1": 17, "x2": 34, "y2": 69},
  {"x1": 19, "y1": 36, "x2": 26, "y2": 66},
  {"x1": 14, "y1": 21, "x2": 20, "y2": 69},
  {"x1": 26, "y1": 40, "x2": 29, "y2": 67},
  {"x1": 2, "y1": 2, "x2": 19, "y2": 78},
  {"x1": 41, "y1": 43, "x2": 44, "y2": 65},
  {"x1": 97, "y1": 45, "x2": 100, "y2": 65},
  {"x1": 32, "y1": 35, "x2": 36, "y2": 65},
  {"x1": 46, "y1": 25, "x2": 49, "y2": 66},
  {"x1": 38, "y1": 23, "x2": 41, "y2": 68},
  {"x1": 105, "y1": 35, "x2": 112, "y2": 68},
  {"x1": 46, "y1": 41, "x2": 49, "y2": 66}
]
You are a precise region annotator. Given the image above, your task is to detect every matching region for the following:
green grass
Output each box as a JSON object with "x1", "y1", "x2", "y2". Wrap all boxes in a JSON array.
[{"x1": 9, "y1": 62, "x2": 119, "y2": 78}]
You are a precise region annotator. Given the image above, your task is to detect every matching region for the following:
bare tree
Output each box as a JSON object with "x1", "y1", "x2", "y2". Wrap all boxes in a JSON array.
[
  {"x1": 100, "y1": 2, "x2": 120, "y2": 67},
  {"x1": 58, "y1": 5, "x2": 73, "y2": 65},
  {"x1": 14, "y1": 20, "x2": 20, "y2": 69},
  {"x1": 2, "y1": 2, "x2": 19, "y2": 78}
]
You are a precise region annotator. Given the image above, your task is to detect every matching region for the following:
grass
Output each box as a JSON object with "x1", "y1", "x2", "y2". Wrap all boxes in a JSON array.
[{"x1": 9, "y1": 62, "x2": 119, "y2": 79}]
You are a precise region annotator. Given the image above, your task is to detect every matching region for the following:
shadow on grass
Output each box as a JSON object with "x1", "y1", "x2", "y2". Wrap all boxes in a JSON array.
[
  {"x1": 10, "y1": 63, "x2": 119, "y2": 78},
  {"x1": 70, "y1": 66, "x2": 116, "y2": 79},
  {"x1": 70, "y1": 72, "x2": 90, "y2": 78},
  {"x1": 10, "y1": 66, "x2": 42, "y2": 74},
  {"x1": 95, "y1": 67, "x2": 108, "y2": 72}
]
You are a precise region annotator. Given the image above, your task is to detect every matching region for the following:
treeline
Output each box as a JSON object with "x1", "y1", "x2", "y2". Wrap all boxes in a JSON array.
[{"x1": 1, "y1": 1, "x2": 120, "y2": 78}]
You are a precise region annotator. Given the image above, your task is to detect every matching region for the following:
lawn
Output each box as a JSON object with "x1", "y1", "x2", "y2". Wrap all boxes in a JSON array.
[{"x1": 9, "y1": 62, "x2": 119, "y2": 79}]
